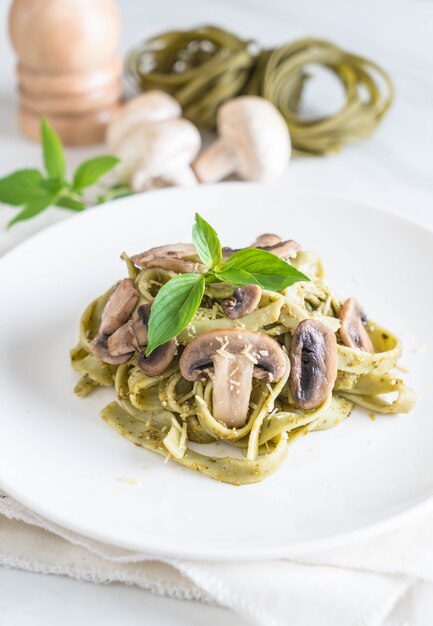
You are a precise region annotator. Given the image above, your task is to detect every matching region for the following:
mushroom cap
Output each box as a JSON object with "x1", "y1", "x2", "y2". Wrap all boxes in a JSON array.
[
  {"x1": 257, "y1": 239, "x2": 300, "y2": 259},
  {"x1": 132, "y1": 304, "x2": 176, "y2": 377},
  {"x1": 106, "y1": 91, "x2": 182, "y2": 150},
  {"x1": 115, "y1": 118, "x2": 201, "y2": 191},
  {"x1": 223, "y1": 284, "x2": 262, "y2": 319},
  {"x1": 180, "y1": 329, "x2": 287, "y2": 428},
  {"x1": 137, "y1": 340, "x2": 177, "y2": 377},
  {"x1": 180, "y1": 329, "x2": 286, "y2": 383},
  {"x1": 222, "y1": 238, "x2": 300, "y2": 261},
  {"x1": 107, "y1": 314, "x2": 148, "y2": 356},
  {"x1": 89, "y1": 334, "x2": 133, "y2": 365},
  {"x1": 131, "y1": 243, "x2": 197, "y2": 267},
  {"x1": 99, "y1": 278, "x2": 139, "y2": 336},
  {"x1": 289, "y1": 319, "x2": 337, "y2": 410},
  {"x1": 252, "y1": 233, "x2": 282, "y2": 247},
  {"x1": 217, "y1": 96, "x2": 291, "y2": 181},
  {"x1": 340, "y1": 297, "x2": 375, "y2": 353},
  {"x1": 131, "y1": 243, "x2": 201, "y2": 273}
]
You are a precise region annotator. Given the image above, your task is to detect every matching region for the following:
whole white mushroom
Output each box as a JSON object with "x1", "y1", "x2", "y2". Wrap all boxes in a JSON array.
[
  {"x1": 115, "y1": 117, "x2": 201, "y2": 191},
  {"x1": 192, "y1": 96, "x2": 291, "y2": 183},
  {"x1": 106, "y1": 90, "x2": 182, "y2": 151}
]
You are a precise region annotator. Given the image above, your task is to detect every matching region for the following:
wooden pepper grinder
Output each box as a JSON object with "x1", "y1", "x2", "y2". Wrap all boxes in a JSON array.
[{"x1": 9, "y1": 0, "x2": 122, "y2": 146}]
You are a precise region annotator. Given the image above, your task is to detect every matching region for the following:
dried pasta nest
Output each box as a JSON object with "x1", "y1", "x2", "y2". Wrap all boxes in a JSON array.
[{"x1": 126, "y1": 26, "x2": 394, "y2": 155}]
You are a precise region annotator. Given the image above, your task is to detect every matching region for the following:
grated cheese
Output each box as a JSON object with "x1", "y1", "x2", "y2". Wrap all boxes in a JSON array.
[
  {"x1": 242, "y1": 350, "x2": 258, "y2": 364},
  {"x1": 266, "y1": 383, "x2": 275, "y2": 397},
  {"x1": 216, "y1": 347, "x2": 235, "y2": 360}
]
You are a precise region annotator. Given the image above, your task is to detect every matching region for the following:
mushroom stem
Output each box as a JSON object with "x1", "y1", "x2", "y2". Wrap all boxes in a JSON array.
[
  {"x1": 133, "y1": 164, "x2": 198, "y2": 191},
  {"x1": 192, "y1": 138, "x2": 238, "y2": 183},
  {"x1": 212, "y1": 354, "x2": 254, "y2": 428}
]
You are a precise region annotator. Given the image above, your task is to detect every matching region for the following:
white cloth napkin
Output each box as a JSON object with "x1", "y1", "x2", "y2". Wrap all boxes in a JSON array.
[{"x1": 2, "y1": 489, "x2": 433, "y2": 626}]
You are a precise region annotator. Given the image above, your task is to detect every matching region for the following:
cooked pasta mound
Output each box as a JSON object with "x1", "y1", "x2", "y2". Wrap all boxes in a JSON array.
[{"x1": 70, "y1": 235, "x2": 415, "y2": 485}]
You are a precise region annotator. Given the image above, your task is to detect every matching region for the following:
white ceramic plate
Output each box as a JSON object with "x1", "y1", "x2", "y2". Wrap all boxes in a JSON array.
[{"x1": 0, "y1": 182, "x2": 432, "y2": 560}]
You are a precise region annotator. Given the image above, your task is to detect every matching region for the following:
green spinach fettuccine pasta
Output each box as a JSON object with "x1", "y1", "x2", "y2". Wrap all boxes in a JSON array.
[{"x1": 71, "y1": 235, "x2": 415, "y2": 485}]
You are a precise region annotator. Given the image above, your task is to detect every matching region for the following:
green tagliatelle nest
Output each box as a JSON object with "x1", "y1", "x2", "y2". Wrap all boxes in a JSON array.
[
  {"x1": 126, "y1": 26, "x2": 394, "y2": 155},
  {"x1": 70, "y1": 248, "x2": 415, "y2": 485}
]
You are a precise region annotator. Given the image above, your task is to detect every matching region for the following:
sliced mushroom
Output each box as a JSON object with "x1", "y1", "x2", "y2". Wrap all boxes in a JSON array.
[
  {"x1": 126, "y1": 303, "x2": 177, "y2": 376},
  {"x1": 89, "y1": 334, "x2": 133, "y2": 365},
  {"x1": 221, "y1": 238, "x2": 300, "y2": 261},
  {"x1": 89, "y1": 278, "x2": 139, "y2": 364},
  {"x1": 251, "y1": 233, "x2": 282, "y2": 247},
  {"x1": 340, "y1": 298, "x2": 374, "y2": 353},
  {"x1": 179, "y1": 329, "x2": 287, "y2": 428},
  {"x1": 131, "y1": 243, "x2": 198, "y2": 268},
  {"x1": 143, "y1": 258, "x2": 199, "y2": 273},
  {"x1": 289, "y1": 319, "x2": 337, "y2": 410},
  {"x1": 258, "y1": 239, "x2": 301, "y2": 259},
  {"x1": 223, "y1": 284, "x2": 262, "y2": 319},
  {"x1": 99, "y1": 278, "x2": 139, "y2": 336},
  {"x1": 137, "y1": 340, "x2": 177, "y2": 377},
  {"x1": 107, "y1": 305, "x2": 148, "y2": 356}
]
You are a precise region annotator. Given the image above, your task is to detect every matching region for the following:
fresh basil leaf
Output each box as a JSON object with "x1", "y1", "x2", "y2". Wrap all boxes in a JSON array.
[
  {"x1": 204, "y1": 273, "x2": 221, "y2": 284},
  {"x1": 146, "y1": 273, "x2": 205, "y2": 355},
  {"x1": 215, "y1": 267, "x2": 257, "y2": 285},
  {"x1": 192, "y1": 213, "x2": 222, "y2": 269},
  {"x1": 97, "y1": 184, "x2": 132, "y2": 204},
  {"x1": 221, "y1": 248, "x2": 309, "y2": 290},
  {"x1": 7, "y1": 193, "x2": 56, "y2": 227},
  {"x1": 41, "y1": 118, "x2": 65, "y2": 180},
  {"x1": 40, "y1": 178, "x2": 66, "y2": 194},
  {"x1": 56, "y1": 196, "x2": 86, "y2": 211},
  {"x1": 0, "y1": 169, "x2": 45, "y2": 206},
  {"x1": 72, "y1": 156, "x2": 120, "y2": 191}
]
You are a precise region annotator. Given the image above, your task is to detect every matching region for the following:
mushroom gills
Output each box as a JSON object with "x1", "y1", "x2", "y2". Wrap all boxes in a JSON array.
[
  {"x1": 143, "y1": 258, "x2": 199, "y2": 273},
  {"x1": 137, "y1": 339, "x2": 177, "y2": 377},
  {"x1": 223, "y1": 284, "x2": 262, "y2": 319},
  {"x1": 107, "y1": 315, "x2": 148, "y2": 356},
  {"x1": 89, "y1": 334, "x2": 133, "y2": 365},
  {"x1": 179, "y1": 328, "x2": 287, "y2": 429},
  {"x1": 340, "y1": 297, "x2": 374, "y2": 353},
  {"x1": 257, "y1": 239, "x2": 300, "y2": 259},
  {"x1": 289, "y1": 319, "x2": 337, "y2": 410}
]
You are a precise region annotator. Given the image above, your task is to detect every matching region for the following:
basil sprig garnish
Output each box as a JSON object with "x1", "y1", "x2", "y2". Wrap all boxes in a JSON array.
[
  {"x1": 146, "y1": 274, "x2": 205, "y2": 356},
  {"x1": 146, "y1": 213, "x2": 309, "y2": 354},
  {"x1": 192, "y1": 212, "x2": 222, "y2": 269},
  {"x1": 0, "y1": 118, "x2": 125, "y2": 227}
]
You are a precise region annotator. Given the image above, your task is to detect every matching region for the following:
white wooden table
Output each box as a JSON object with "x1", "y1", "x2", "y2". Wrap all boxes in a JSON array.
[{"x1": 0, "y1": 1, "x2": 432, "y2": 624}]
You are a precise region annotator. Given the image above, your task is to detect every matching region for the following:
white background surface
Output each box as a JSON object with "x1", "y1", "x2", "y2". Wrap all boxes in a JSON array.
[{"x1": 0, "y1": 0, "x2": 432, "y2": 624}]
